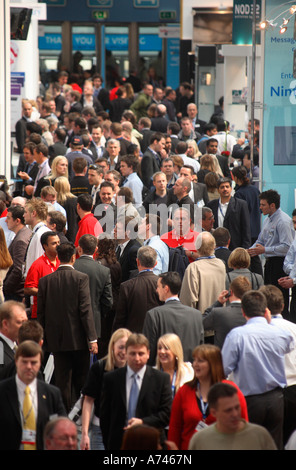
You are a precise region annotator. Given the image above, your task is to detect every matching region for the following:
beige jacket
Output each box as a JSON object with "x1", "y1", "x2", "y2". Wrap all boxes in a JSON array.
[{"x1": 180, "y1": 257, "x2": 226, "y2": 314}]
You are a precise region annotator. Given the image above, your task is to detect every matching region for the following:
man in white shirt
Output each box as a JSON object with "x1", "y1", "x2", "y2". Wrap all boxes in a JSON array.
[{"x1": 23, "y1": 198, "x2": 50, "y2": 277}]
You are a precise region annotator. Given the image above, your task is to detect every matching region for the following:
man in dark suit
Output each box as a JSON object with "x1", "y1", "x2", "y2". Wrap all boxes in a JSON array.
[
  {"x1": 143, "y1": 272, "x2": 204, "y2": 365},
  {"x1": 37, "y1": 242, "x2": 98, "y2": 412},
  {"x1": 205, "y1": 138, "x2": 231, "y2": 179},
  {"x1": 48, "y1": 128, "x2": 67, "y2": 164},
  {"x1": 167, "y1": 122, "x2": 181, "y2": 153},
  {"x1": 179, "y1": 165, "x2": 209, "y2": 206},
  {"x1": 3, "y1": 205, "x2": 32, "y2": 302},
  {"x1": 0, "y1": 340, "x2": 66, "y2": 450},
  {"x1": 0, "y1": 300, "x2": 28, "y2": 378},
  {"x1": 141, "y1": 132, "x2": 166, "y2": 189},
  {"x1": 93, "y1": 181, "x2": 117, "y2": 232},
  {"x1": 150, "y1": 104, "x2": 170, "y2": 133},
  {"x1": 74, "y1": 234, "x2": 113, "y2": 342},
  {"x1": 166, "y1": 176, "x2": 195, "y2": 226},
  {"x1": 212, "y1": 226, "x2": 232, "y2": 272},
  {"x1": 100, "y1": 333, "x2": 172, "y2": 450},
  {"x1": 138, "y1": 117, "x2": 153, "y2": 154},
  {"x1": 208, "y1": 177, "x2": 251, "y2": 251},
  {"x1": 114, "y1": 216, "x2": 141, "y2": 282},
  {"x1": 203, "y1": 276, "x2": 251, "y2": 349},
  {"x1": 15, "y1": 100, "x2": 34, "y2": 153},
  {"x1": 112, "y1": 246, "x2": 162, "y2": 333},
  {"x1": 16, "y1": 142, "x2": 39, "y2": 197}
]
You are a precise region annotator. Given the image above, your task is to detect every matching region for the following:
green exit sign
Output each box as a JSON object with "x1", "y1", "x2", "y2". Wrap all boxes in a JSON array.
[
  {"x1": 92, "y1": 10, "x2": 109, "y2": 20},
  {"x1": 159, "y1": 10, "x2": 176, "y2": 20}
]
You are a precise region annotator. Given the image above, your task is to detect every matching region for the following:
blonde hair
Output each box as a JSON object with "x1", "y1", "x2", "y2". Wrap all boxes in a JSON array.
[
  {"x1": 25, "y1": 198, "x2": 48, "y2": 222},
  {"x1": 105, "y1": 328, "x2": 132, "y2": 371},
  {"x1": 155, "y1": 333, "x2": 185, "y2": 392},
  {"x1": 54, "y1": 176, "x2": 76, "y2": 205},
  {"x1": 50, "y1": 156, "x2": 69, "y2": 179},
  {"x1": 228, "y1": 247, "x2": 251, "y2": 270}
]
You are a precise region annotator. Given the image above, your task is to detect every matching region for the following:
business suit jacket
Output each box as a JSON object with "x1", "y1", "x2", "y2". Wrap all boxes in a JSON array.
[
  {"x1": 37, "y1": 265, "x2": 97, "y2": 352},
  {"x1": 141, "y1": 147, "x2": 161, "y2": 189},
  {"x1": 216, "y1": 154, "x2": 231, "y2": 178},
  {"x1": 118, "y1": 239, "x2": 141, "y2": 282},
  {"x1": 15, "y1": 117, "x2": 28, "y2": 153},
  {"x1": 166, "y1": 182, "x2": 209, "y2": 206},
  {"x1": 48, "y1": 141, "x2": 67, "y2": 162},
  {"x1": 0, "y1": 376, "x2": 66, "y2": 450},
  {"x1": 0, "y1": 337, "x2": 15, "y2": 378},
  {"x1": 100, "y1": 365, "x2": 172, "y2": 450},
  {"x1": 150, "y1": 116, "x2": 170, "y2": 133},
  {"x1": 143, "y1": 299, "x2": 204, "y2": 365},
  {"x1": 208, "y1": 197, "x2": 251, "y2": 251},
  {"x1": 203, "y1": 301, "x2": 246, "y2": 349},
  {"x1": 112, "y1": 270, "x2": 162, "y2": 333},
  {"x1": 73, "y1": 255, "x2": 113, "y2": 338},
  {"x1": 140, "y1": 129, "x2": 153, "y2": 153},
  {"x1": 3, "y1": 225, "x2": 32, "y2": 298}
]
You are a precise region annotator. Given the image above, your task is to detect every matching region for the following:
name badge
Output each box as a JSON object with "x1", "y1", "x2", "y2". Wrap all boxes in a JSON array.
[
  {"x1": 195, "y1": 421, "x2": 208, "y2": 432},
  {"x1": 21, "y1": 429, "x2": 36, "y2": 445}
]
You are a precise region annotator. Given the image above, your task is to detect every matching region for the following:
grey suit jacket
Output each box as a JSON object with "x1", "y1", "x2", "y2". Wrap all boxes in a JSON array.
[
  {"x1": 203, "y1": 301, "x2": 246, "y2": 349},
  {"x1": 73, "y1": 255, "x2": 113, "y2": 337},
  {"x1": 143, "y1": 299, "x2": 204, "y2": 365}
]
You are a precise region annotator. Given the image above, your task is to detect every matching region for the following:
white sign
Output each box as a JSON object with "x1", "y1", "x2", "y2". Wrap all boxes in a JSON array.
[{"x1": 159, "y1": 26, "x2": 180, "y2": 38}]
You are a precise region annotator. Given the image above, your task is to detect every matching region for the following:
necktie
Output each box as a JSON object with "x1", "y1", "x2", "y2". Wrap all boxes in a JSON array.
[
  {"x1": 116, "y1": 245, "x2": 122, "y2": 260},
  {"x1": 23, "y1": 386, "x2": 36, "y2": 450},
  {"x1": 128, "y1": 373, "x2": 139, "y2": 421}
]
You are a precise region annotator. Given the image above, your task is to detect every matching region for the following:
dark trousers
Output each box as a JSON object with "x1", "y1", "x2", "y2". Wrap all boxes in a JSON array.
[
  {"x1": 264, "y1": 257, "x2": 290, "y2": 318},
  {"x1": 245, "y1": 387, "x2": 284, "y2": 450},
  {"x1": 53, "y1": 349, "x2": 90, "y2": 413},
  {"x1": 289, "y1": 286, "x2": 296, "y2": 324},
  {"x1": 284, "y1": 384, "x2": 296, "y2": 445}
]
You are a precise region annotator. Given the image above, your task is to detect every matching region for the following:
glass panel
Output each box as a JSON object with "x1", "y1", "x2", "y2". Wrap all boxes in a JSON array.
[
  {"x1": 138, "y1": 26, "x2": 164, "y2": 87},
  {"x1": 39, "y1": 24, "x2": 62, "y2": 87},
  {"x1": 105, "y1": 26, "x2": 129, "y2": 89},
  {"x1": 72, "y1": 25, "x2": 96, "y2": 73}
]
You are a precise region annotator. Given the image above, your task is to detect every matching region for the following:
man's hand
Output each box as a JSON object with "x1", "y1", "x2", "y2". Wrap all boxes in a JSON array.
[
  {"x1": 124, "y1": 418, "x2": 143, "y2": 430},
  {"x1": 218, "y1": 290, "x2": 231, "y2": 304},
  {"x1": 278, "y1": 276, "x2": 294, "y2": 289},
  {"x1": 89, "y1": 342, "x2": 98, "y2": 355},
  {"x1": 247, "y1": 244, "x2": 265, "y2": 257}
]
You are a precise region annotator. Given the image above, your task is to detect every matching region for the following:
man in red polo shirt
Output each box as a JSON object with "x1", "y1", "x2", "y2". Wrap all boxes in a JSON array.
[
  {"x1": 161, "y1": 207, "x2": 199, "y2": 263},
  {"x1": 24, "y1": 231, "x2": 60, "y2": 318},
  {"x1": 75, "y1": 193, "x2": 102, "y2": 249}
]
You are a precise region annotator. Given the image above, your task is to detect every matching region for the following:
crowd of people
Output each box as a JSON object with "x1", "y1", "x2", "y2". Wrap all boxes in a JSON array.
[{"x1": 0, "y1": 69, "x2": 296, "y2": 452}]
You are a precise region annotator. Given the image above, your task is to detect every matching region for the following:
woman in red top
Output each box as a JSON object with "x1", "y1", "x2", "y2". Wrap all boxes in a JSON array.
[{"x1": 167, "y1": 344, "x2": 248, "y2": 450}]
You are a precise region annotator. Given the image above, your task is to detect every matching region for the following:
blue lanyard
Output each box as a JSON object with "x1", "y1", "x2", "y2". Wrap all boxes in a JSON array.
[
  {"x1": 219, "y1": 203, "x2": 226, "y2": 219},
  {"x1": 171, "y1": 370, "x2": 176, "y2": 397},
  {"x1": 195, "y1": 256, "x2": 215, "y2": 261},
  {"x1": 197, "y1": 383, "x2": 208, "y2": 419}
]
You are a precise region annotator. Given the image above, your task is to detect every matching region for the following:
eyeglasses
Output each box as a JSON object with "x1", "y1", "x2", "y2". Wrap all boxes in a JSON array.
[{"x1": 89, "y1": 164, "x2": 99, "y2": 170}]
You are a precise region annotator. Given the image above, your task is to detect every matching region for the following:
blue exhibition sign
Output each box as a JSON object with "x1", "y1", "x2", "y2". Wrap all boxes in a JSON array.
[
  {"x1": 39, "y1": 33, "x2": 162, "y2": 52},
  {"x1": 262, "y1": 0, "x2": 296, "y2": 215}
]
